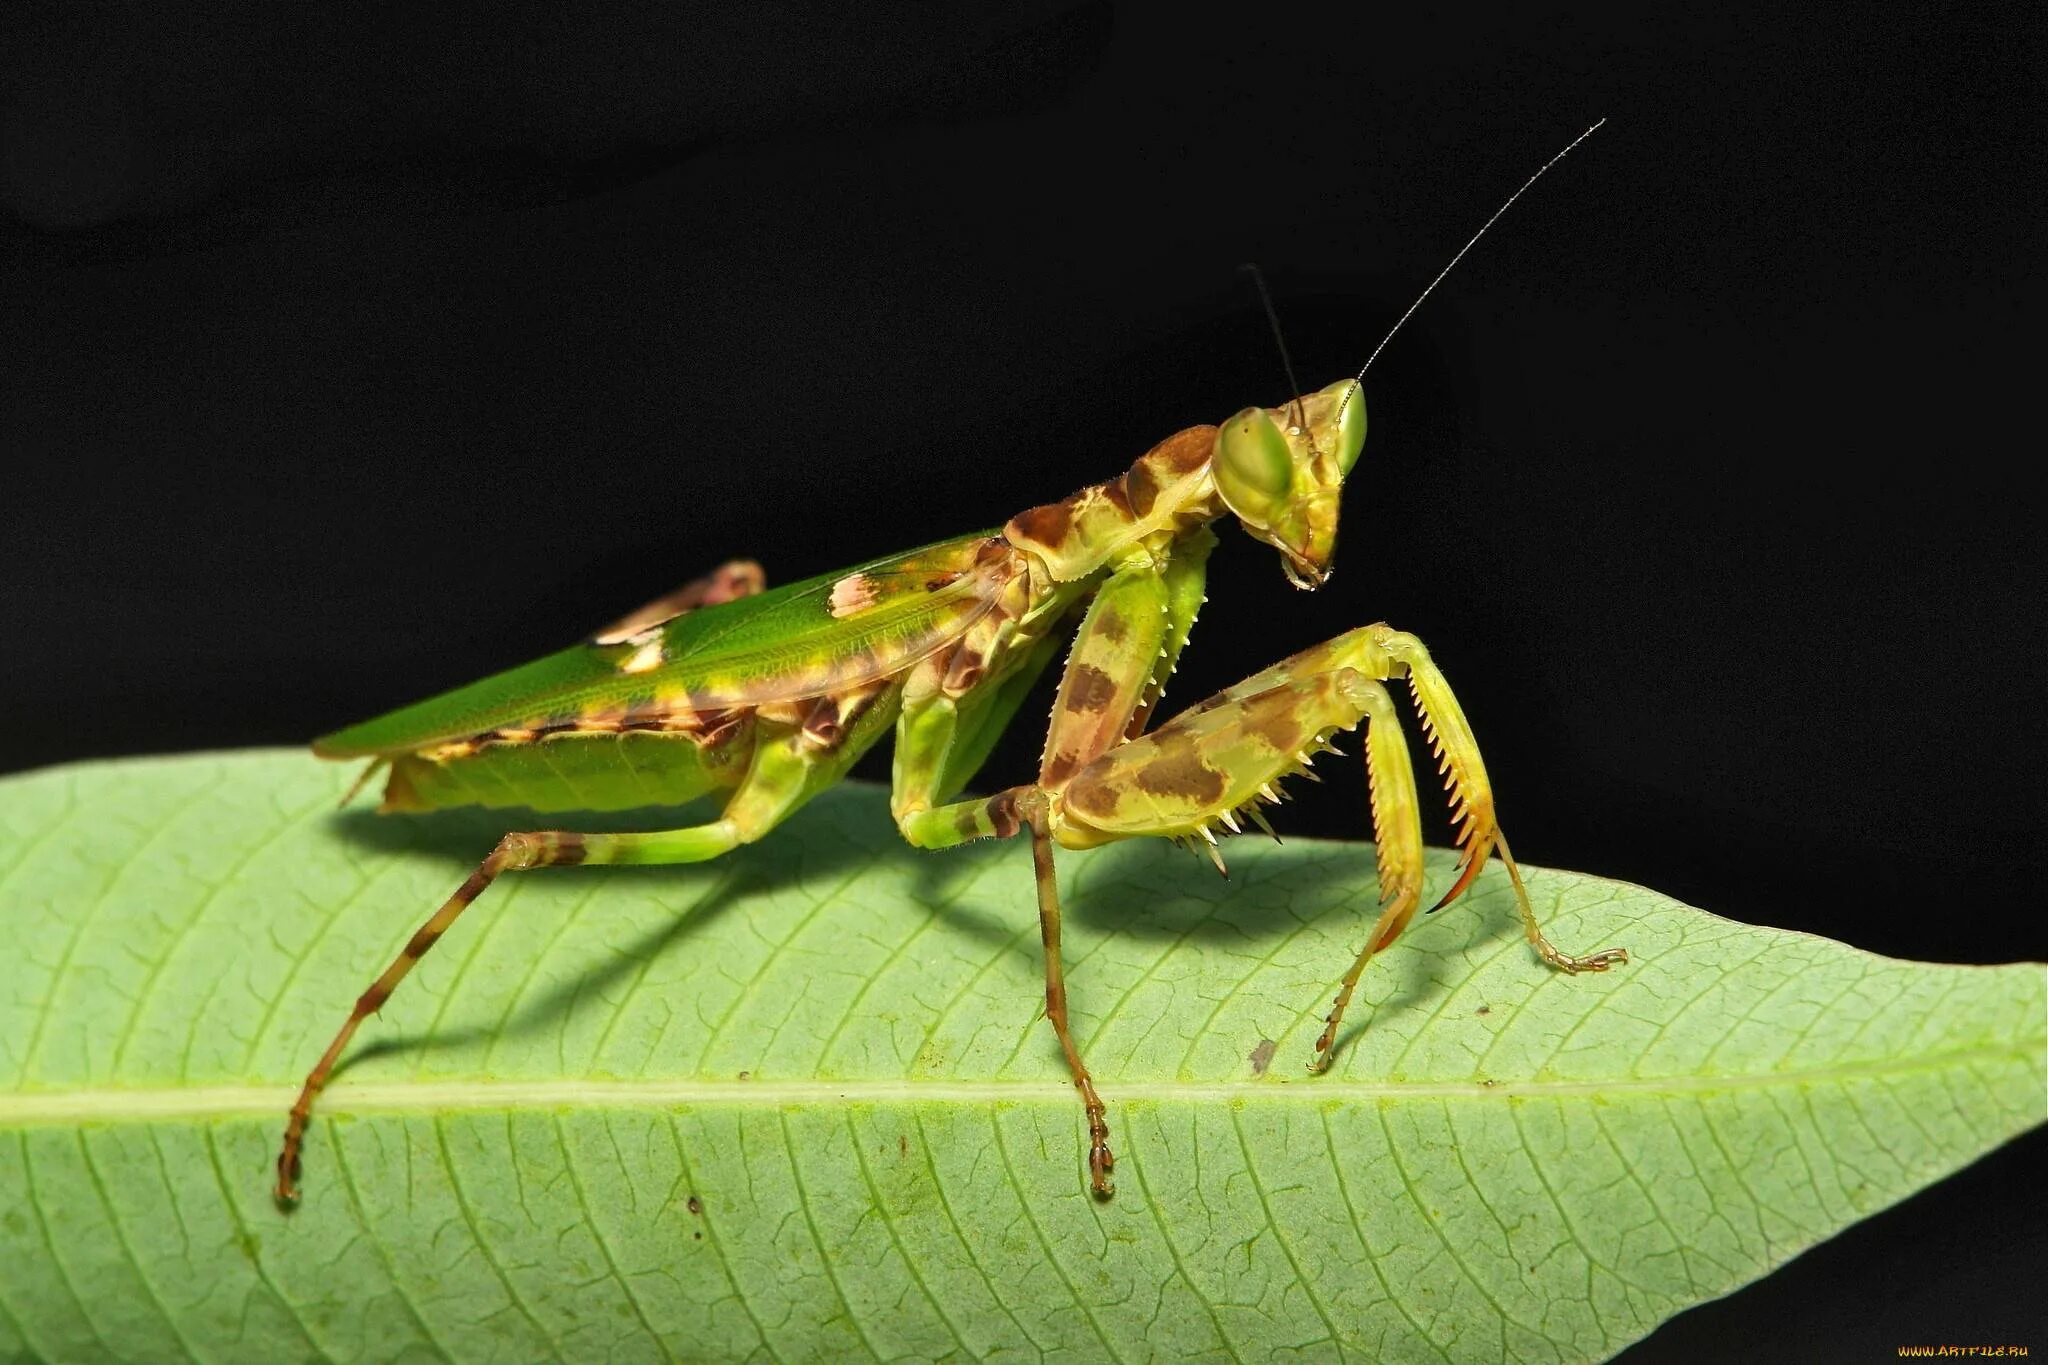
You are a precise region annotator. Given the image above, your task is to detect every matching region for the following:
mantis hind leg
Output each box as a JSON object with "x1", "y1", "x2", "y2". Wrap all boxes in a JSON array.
[
  {"x1": 277, "y1": 686, "x2": 899, "y2": 1207},
  {"x1": 273, "y1": 818, "x2": 744, "y2": 1205}
]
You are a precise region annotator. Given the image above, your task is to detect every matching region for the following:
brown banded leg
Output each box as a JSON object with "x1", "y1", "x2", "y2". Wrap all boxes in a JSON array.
[
  {"x1": 275, "y1": 828, "x2": 597, "y2": 1205},
  {"x1": 1020, "y1": 791, "x2": 1116, "y2": 1198},
  {"x1": 893, "y1": 738, "x2": 1122, "y2": 1194},
  {"x1": 276, "y1": 722, "x2": 848, "y2": 1207},
  {"x1": 889, "y1": 775, "x2": 1120, "y2": 1198}
]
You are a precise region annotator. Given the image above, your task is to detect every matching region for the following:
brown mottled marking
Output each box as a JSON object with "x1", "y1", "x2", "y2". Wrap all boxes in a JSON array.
[
  {"x1": 1007, "y1": 497, "x2": 1074, "y2": 548},
  {"x1": 1098, "y1": 477, "x2": 1134, "y2": 518},
  {"x1": 797, "y1": 681, "x2": 886, "y2": 752},
  {"x1": 1040, "y1": 748, "x2": 1082, "y2": 788},
  {"x1": 1147, "y1": 424, "x2": 1216, "y2": 476},
  {"x1": 1133, "y1": 737, "x2": 1228, "y2": 804},
  {"x1": 1120, "y1": 460, "x2": 1160, "y2": 519},
  {"x1": 1095, "y1": 609, "x2": 1129, "y2": 645},
  {"x1": 446, "y1": 704, "x2": 722, "y2": 754},
  {"x1": 1063, "y1": 663, "x2": 1119, "y2": 715},
  {"x1": 942, "y1": 642, "x2": 989, "y2": 695},
  {"x1": 686, "y1": 1195, "x2": 703, "y2": 1216},
  {"x1": 984, "y1": 789, "x2": 1024, "y2": 839},
  {"x1": 945, "y1": 659, "x2": 984, "y2": 694},
  {"x1": 1243, "y1": 703, "x2": 1305, "y2": 754}
]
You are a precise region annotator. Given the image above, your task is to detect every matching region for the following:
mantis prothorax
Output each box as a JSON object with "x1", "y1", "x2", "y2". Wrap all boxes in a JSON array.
[{"x1": 275, "y1": 122, "x2": 1625, "y2": 1207}]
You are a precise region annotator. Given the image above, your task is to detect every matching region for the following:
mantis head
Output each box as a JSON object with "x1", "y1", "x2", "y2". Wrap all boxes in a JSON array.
[
  {"x1": 1211, "y1": 379, "x2": 1365, "y2": 590},
  {"x1": 1206, "y1": 121, "x2": 1605, "y2": 591}
]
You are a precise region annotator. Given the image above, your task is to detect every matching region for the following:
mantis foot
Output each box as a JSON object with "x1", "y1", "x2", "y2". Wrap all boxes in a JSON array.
[{"x1": 1087, "y1": 1107, "x2": 1116, "y2": 1199}]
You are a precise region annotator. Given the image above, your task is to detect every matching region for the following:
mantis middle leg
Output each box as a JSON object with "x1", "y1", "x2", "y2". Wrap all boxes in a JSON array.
[{"x1": 890, "y1": 538, "x2": 1214, "y2": 1196}]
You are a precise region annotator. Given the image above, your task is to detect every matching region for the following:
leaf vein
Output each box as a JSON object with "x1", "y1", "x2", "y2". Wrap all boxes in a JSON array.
[{"x1": 549, "y1": 1113, "x2": 671, "y2": 1361}]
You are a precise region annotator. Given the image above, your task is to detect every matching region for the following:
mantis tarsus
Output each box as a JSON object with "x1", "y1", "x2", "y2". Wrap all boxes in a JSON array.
[{"x1": 275, "y1": 122, "x2": 1626, "y2": 1207}]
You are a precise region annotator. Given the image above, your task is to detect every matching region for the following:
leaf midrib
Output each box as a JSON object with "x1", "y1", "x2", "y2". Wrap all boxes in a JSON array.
[{"x1": 2, "y1": 1042, "x2": 2033, "y2": 1126}]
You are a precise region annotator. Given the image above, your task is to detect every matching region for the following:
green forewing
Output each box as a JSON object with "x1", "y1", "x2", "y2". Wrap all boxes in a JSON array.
[{"x1": 316, "y1": 532, "x2": 1002, "y2": 757}]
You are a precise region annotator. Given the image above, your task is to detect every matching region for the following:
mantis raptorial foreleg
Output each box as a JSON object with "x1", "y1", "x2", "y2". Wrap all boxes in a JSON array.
[{"x1": 1057, "y1": 623, "x2": 1627, "y2": 1068}]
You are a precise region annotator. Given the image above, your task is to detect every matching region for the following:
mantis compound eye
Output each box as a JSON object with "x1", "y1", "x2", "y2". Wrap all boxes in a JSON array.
[
  {"x1": 1214, "y1": 406, "x2": 1294, "y2": 521},
  {"x1": 1318, "y1": 379, "x2": 1367, "y2": 476}
]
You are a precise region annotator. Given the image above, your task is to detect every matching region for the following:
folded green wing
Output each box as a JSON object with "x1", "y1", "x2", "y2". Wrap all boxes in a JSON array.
[{"x1": 316, "y1": 532, "x2": 1010, "y2": 758}]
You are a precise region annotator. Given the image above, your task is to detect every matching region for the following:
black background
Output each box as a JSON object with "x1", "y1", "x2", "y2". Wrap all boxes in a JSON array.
[{"x1": 4, "y1": 3, "x2": 2042, "y2": 1358}]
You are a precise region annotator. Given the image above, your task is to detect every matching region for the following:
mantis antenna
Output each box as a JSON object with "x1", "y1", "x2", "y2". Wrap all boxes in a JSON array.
[
  {"x1": 1335, "y1": 117, "x2": 1606, "y2": 428},
  {"x1": 1241, "y1": 261, "x2": 1311, "y2": 435}
]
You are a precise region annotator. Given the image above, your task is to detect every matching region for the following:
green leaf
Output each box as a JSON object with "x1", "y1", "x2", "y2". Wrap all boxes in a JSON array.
[{"x1": 0, "y1": 750, "x2": 2040, "y2": 1363}]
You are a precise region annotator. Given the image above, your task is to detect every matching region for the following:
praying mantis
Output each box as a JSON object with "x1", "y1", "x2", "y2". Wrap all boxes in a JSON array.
[{"x1": 275, "y1": 123, "x2": 1626, "y2": 1207}]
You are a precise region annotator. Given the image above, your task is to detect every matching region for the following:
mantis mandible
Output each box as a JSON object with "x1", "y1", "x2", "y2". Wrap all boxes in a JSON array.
[{"x1": 275, "y1": 122, "x2": 1625, "y2": 1206}]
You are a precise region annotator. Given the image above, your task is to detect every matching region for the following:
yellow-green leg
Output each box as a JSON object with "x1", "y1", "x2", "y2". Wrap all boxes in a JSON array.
[{"x1": 1052, "y1": 622, "x2": 1628, "y2": 1074}]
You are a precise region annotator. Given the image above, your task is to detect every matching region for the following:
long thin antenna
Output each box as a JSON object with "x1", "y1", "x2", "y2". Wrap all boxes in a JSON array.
[
  {"x1": 1241, "y1": 262, "x2": 1308, "y2": 429},
  {"x1": 1336, "y1": 118, "x2": 1605, "y2": 426}
]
